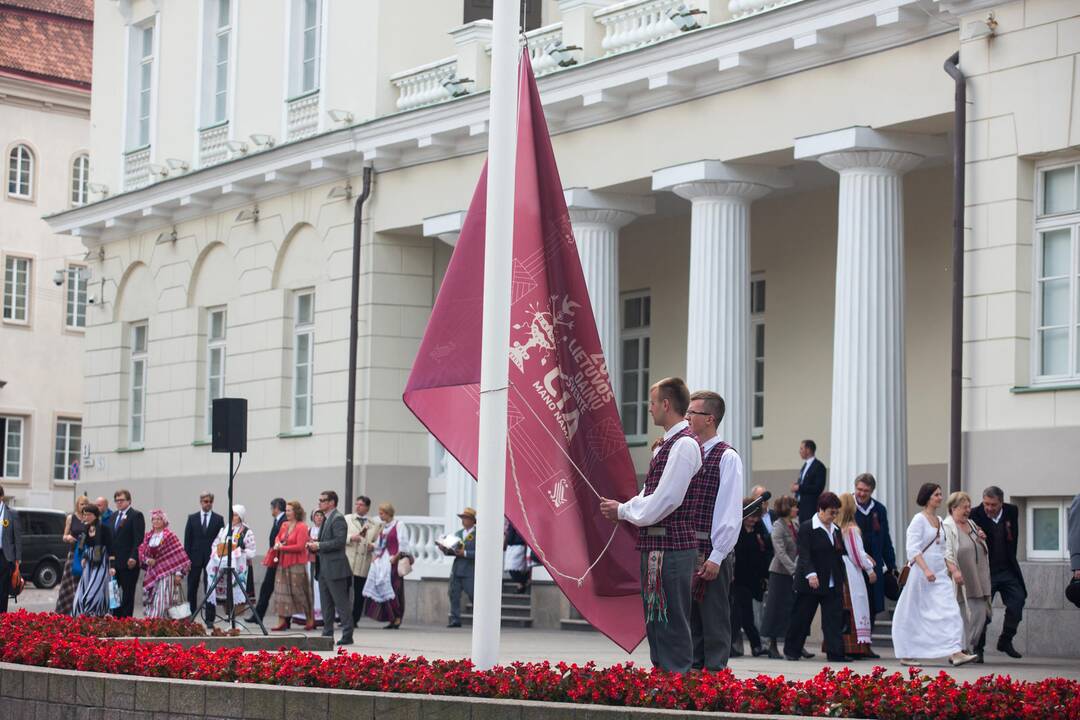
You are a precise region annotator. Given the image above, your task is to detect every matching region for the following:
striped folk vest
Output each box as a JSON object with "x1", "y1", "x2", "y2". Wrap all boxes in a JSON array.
[
  {"x1": 686, "y1": 441, "x2": 734, "y2": 555},
  {"x1": 636, "y1": 427, "x2": 701, "y2": 552}
]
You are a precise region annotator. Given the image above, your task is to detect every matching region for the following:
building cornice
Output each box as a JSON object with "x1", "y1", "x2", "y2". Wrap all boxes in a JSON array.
[
  {"x1": 0, "y1": 72, "x2": 91, "y2": 116},
  {"x1": 46, "y1": 0, "x2": 959, "y2": 242}
]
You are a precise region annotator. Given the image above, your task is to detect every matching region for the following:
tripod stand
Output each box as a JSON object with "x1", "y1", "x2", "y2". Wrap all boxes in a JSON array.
[{"x1": 197, "y1": 451, "x2": 268, "y2": 635}]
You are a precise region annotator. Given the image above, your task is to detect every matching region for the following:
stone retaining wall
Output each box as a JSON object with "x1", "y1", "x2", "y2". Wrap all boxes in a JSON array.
[
  {"x1": 0, "y1": 663, "x2": 797, "y2": 720},
  {"x1": 114, "y1": 636, "x2": 333, "y2": 651}
]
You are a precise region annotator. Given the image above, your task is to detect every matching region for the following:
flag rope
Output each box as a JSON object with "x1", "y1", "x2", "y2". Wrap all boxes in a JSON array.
[{"x1": 507, "y1": 383, "x2": 621, "y2": 587}]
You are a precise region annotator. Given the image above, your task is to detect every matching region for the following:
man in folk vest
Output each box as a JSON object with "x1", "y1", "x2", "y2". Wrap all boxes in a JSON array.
[
  {"x1": 684, "y1": 390, "x2": 743, "y2": 670},
  {"x1": 601, "y1": 377, "x2": 702, "y2": 673}
]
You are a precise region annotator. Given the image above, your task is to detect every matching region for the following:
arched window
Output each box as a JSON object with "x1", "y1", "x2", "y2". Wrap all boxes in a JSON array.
[
  {"x1": 7, "y1": 144, "x2": 34, "y2": 199},
  {"x1": 71, "y1": 154, "x2": 90, "y2": 206}
]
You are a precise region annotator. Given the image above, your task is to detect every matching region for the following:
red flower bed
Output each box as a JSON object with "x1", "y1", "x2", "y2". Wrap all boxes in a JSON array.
[{"x1": 2, "y1": 611, "x2": 1077, "y2": 719}]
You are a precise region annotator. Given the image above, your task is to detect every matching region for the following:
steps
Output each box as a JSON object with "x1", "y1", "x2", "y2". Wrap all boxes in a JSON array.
[
  {"x1": 461, "y1": 580, "x2": 533, "y2": 628},
  {"x1": 871, "y1": 603, "x2": 895, "y2": 648}
]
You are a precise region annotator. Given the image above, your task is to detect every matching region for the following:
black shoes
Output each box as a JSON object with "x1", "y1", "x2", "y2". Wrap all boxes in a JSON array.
[
  {"x1": 767, "y1": 641, "x2": 782, "y2": 660},
  {"x1": 783, "y1": 654, "x2": 801, "y2": 661},
  {"x1": 729, "y1": 647, "x2": 744, "y2": 658},
  {"x1": 751, "y1": 645, "x2": 768, "y2": 657},
  {"x1": 447, "y1": 621, "x2": 462, "y2": 628},
  {"x1": 865, "y1": 650, "x2": 881, "y2": 659},
  {"x1": 826, "y1": 654, "x2": 854, "y2": 663},
  {"x1": 337, "y1": 637, "x2": 353, "y2": 646},
  {"x1": 997, "y1": 639, "x2": 1022, "y2": 659},
  {"x1": 974, "y1": 653, "x2": 984, "y2": 664},
  {"x1": 801, "y1": 650, "x2": 815, "y2": 659}
]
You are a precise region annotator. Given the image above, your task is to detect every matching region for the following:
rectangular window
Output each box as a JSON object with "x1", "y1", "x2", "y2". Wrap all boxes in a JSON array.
[
  {"x1": 71, "y1": 155, "x2": 89, "y2": 206},
  {"x1": 1026, "y1": 499, "x2": 1069, "y2": 561},
  {"x1": 201, "y1": 0, "x2": 232, "y2": 125},
  {"x1": 292, "y1": 290, "x2": 314, "y2": 430},
  {"x1": 289, "y1": 0, "x2": 322, "y2": 96},
  {"x1": 0, "y1": 416, "x2": 23, "y2": 479},
  {"x1": 205, "y1": 307, "x2": 227, "y2": 437},
  {"x1": 128, "y1": 21, "x2": 155, "y2": 149},
  {"x1": 130, "y1": 322, "x2": 148, "y2": 447},
  {"x1": 751, "y1": 276, "x2": 766, "y2": 435},
  {"x1": 66, "y1": 266, "x2": 88, "y2": 329},
  {"x1": 1034, "y1": 161, "x2": 1080, "y2": 383},
  {"x1": 3, "y1": 256, "x2": 31, "y2": 323},
  {"x1": 53, "y1": 419, "x2": 81, "y2": 481},
  {"x1": 620, "y1": 292, "x2": 650, "y2": 440}
]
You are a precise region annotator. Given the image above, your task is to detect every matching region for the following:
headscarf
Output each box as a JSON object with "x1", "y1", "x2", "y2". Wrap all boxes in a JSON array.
[
  {"x1": 232, "y1": 504, "x2": 246, "y2": 524},
  {"x1": 150, "y1": 509, "x2": 168, "y2": 527}
]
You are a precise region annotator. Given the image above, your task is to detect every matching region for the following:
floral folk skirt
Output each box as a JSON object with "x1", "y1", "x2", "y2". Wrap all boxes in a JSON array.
[{"x1": 272, "y1": 564, "x2": 313, "y2": 618}]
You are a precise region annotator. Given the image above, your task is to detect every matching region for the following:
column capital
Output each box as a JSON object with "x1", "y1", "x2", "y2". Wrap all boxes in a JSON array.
[
  {"x1": 423, "y1": 210, "x2": 467, "y2": 247},
  {"x1": 652, "y1": 160, "x2": 791, "y2": 202},
  {"x1": 794, "y1": 126, "x2": 948, "y2": 174},
  {"x1": 563, "y1": 188, "x2": 655, "y2": 229}
]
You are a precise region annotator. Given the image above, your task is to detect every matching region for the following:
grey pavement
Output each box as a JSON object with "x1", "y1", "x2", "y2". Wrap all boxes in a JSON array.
[{"x1": 12, "y1": 587, "x2": 1079, "y2": 683}]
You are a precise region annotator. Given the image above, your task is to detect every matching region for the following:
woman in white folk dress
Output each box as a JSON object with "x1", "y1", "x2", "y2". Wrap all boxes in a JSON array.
[{"x1": 891, "y1": 483, "x2": 977, "y2": 666}]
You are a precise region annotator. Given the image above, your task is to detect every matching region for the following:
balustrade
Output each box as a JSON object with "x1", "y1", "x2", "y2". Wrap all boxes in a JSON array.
[
  {"x1": 123, "y1": 146, "x2": 151, "y2": 191},
  {"x1": 596, "y1": 0, "x2": 701, "y2": 56},
  {"x1": 392, "y1": 58, "x2": 461, "y2": 112},
  {"x1": 398, "y1": 514, "x2": 453, "y2": 577},
  {"x1": 286, "y1": 91, "x2": 320, "y2": 142},
  {"x1": 198, "y1": 123, "x2": 229, "y2": 167},
  {"x1": 728, "y1": 0, "x2": 800, "y2": 19}
]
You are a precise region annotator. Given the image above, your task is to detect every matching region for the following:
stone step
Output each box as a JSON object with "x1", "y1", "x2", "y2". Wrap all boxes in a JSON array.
[
  {"x1": 560, "y1": 617, "x2": 596, "y2": 632},
  {"x1": 461, "y1": 613, "x2": 534, "y2": 628}
]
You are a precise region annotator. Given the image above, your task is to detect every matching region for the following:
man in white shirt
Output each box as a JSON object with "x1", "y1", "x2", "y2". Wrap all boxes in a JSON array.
[
  {"x1": 601, "y1": 377, "x2": 702, "y2": 673},
  {"x1": 684, "y1": 391, "x2": 742, "y2": 669},
  {"x1": 0, "y1": 484, "x2": 23, "y2": 613}
]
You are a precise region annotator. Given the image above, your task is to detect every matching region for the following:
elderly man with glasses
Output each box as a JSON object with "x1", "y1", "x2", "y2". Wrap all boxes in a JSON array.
[{"x1": 306, "y1": 491, "x2": 353, "y2": 645}]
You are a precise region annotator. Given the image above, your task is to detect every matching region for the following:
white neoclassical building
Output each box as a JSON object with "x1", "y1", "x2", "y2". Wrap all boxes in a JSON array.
[
  {"x1": 45, "y1": 0, "x2": 1080, "y2": 654},
  {"x1": 1, "y1": 0, "x2": 92, "y2": 511}
]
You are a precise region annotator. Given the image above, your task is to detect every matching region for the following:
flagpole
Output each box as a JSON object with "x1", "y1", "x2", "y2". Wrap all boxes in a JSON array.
[{"x1": 472, "y1": 0, "x2": 519, "y2": 671}]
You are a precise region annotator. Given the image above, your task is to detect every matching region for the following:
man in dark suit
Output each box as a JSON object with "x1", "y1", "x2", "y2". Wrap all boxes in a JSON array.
[
  {"x1": 248, "y1": 498, "x2": 286, "y2": 622},
  {"x1": 184, "y1": 490, "x2": 225, "y2": 618},
  {"x1": 447, "y1": 507, "x2": 477, "y2": 628},
  {"x1": 791, "y1": 440, "x2": 827, "y2": 522},
  {"x1": 0, "y1": 485, "x2": 23, "y2": 613},
  {"x1": 783, "y1": 491, "x2": 849, "y2": 662},
  {"x1": 853, "y1": 472, "x2": 897, "y2": 658},
  {"x1": 307, "y1": 490, "x2": 352, "y2": 645},
  {"x1": 109, "y1": 489, "x2": 145, "y2": 618},
  {"x1": 970, "y1": 486, "x2": 1027, "y2": 659}
]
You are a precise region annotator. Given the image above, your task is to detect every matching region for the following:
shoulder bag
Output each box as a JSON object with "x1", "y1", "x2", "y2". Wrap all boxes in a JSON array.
[{"x1": 897, "y1": 521, "x2": 940, "y2": 591}]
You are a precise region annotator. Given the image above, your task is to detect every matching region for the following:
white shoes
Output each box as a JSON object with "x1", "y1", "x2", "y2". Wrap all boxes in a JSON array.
[{"x1": 949, "y1": 652, "x2": 978, "y2": 666}]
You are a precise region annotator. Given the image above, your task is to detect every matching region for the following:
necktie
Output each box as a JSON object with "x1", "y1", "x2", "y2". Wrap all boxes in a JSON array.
[
  {"x1": 115, "y1": 512, "x2": 123, "y2": 530},
  {"x1": 202, "y1": 513, "x2": 208, "y2": 531}
]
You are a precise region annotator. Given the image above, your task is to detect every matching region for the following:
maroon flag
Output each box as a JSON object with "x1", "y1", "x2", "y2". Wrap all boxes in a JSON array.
[{"x1": 403, "y1": 50, "x2": 645, "y2": 652}]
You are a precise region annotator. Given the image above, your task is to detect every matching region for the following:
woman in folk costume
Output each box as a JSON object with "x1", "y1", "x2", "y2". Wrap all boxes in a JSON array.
[
  {"x1": 206, "y1": 504, "x2": 257, "y2": 614},
  {"x1": 268, "y1": 500, "x2": 314, "y2": 631},
  {"x1": 72, "y1": 504, "x2": 114, "y2": 617},
  {"x1": 891, "y1": 483, "x2": 977, "y2": 666},
  {"x1": 137, "y1": 509, "x2": 191, "y2": 617},
  {"x1": 832, "y1": 493, "x2": 876, "y2": 657},
  {"x1": 364, "y1": 502, "x2": 411, "y2": 629},
  {"x1": 55, "y1": 495, "x2": 90, "y2": 615}
]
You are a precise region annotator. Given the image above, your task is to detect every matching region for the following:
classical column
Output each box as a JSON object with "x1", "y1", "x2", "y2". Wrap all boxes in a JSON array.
[
  {"x1": 423, "y1": 211, "x2": 476, "y2": 532},
  {"x1": 794, "y1": 127, "x2": 946, "y2": 552},
  {"x1": 653, "y1": 161, "x2": 789, "y2": 485},
  {"x1": 564, "y1": 189, "x2": 654, "y2": 407}
]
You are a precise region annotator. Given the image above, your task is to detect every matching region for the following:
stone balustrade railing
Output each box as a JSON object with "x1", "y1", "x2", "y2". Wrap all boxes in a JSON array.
[
  {"x1": 198, "y1": 123, "x2": 229, "y2": 167},
  {"x1": 728, "y1": 0, "x2": 799, "y2": 19},
  {"x1": 596, "y1": 0, "x2": 700, "y2": 56},
  {"x1": 123, "y1": 146, "x2": 151, "y2": 191},
  {"x1": 392, "y1": 57, "x2": 461, "y2": 112},
  {"x1": 525, "y1": 22, "x2": 567, "y2": 76},
  {"x1": 398, "y1": 514, "x2": 453, "y2": 577},
  {"x1": 286, "y1": 91, "x2": 320, "y2": 142}
]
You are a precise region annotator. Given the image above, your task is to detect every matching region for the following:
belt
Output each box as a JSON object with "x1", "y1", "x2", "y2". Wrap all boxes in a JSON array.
[
  {"x1": 645, "y1": 527, "x2": 667, "y2": 537},
  {"x1": 694, "y1": 531, "x2": 710, "y2": 541}
]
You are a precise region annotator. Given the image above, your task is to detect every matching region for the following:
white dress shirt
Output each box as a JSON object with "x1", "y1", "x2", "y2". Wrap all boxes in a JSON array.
[
  {"x1": 806, "y1": 513, "x2": 839, "y2": 588},
  {"x1": 990, "y1": 509, "x2": 1003, "y2": 524},
  {"x1": 800, "y1": 456, "x2": 817, "y2": 481},
  {"x1": 618, "y1": 420, "x2": 702, "y2": 527},
  {"x1": 702, "y1": 436, "x2": 743, "y2": 566},
  {"x1": 857, "y1": 499, "x2": 876, "y2": 516}
]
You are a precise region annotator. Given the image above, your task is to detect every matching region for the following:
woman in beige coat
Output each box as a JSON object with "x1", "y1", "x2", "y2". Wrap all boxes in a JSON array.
[{"x1": 944, "y1": 491, "x2": 992, "y2": 659}]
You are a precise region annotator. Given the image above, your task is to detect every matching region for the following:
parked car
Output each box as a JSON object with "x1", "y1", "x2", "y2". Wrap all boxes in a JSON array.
[{"x1": 17, "y1": 508, "x2": 68, "y2": 589}]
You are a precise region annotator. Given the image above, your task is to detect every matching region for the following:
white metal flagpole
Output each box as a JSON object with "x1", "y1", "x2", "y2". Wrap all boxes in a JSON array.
[{"x1": 472, "y1": 0, "x2": 519, "y2": 670}]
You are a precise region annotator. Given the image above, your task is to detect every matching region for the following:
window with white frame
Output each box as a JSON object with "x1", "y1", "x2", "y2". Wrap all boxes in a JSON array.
[
  {"x1": 0, "y1": 416, "x2": 23, "y2": 479},
  {"x1": 71, "y1": 154, "x2": 89, "y2": 206},
  {"x1": 751, "y1": 276, "x2": 766, "y2": 435},
  {"x1": 3, "y1": 256, "x2": 31, "y2": 323},
  {"x1": 620, "y1": 292, "x2": 651, "y2": 440},
  {"x1": 1025, "y1": 498, "x2": 1070, "y2": 561},
  {"x1": 129, "y1": 322, "x2": 148, "y2": 447},
  {"x1": 1034, "y1": 162, "x2": 1080, "y2": 382},
  {"x1": 53, "y1": 419, "x2": 81, "y2": 481},
  {"x1": 7, "y1": 144, "x2": 34, "y2": 199},
  {"x1": 292, "y1": 290, "x2": 315, "y2": 430},
  {"x1": 205, "y1": 307, "x2": 227, "y2": 437},
  {"x1": 201, "y1": 0, "x2": 232, "y2": 126},
  {"x1": 65, "y1": 266, "x2": 87, "y2": 329},
  {"x1": 127, "y1": 22, "x2": 155, "y2": 149},
  {"x1": 289, "y1": 0, "x2": 322, "y2": 96}
]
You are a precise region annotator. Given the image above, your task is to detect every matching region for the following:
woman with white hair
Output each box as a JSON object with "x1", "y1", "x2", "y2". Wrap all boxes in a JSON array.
[
  {"x1": 206, "y1": 504, "x2": 257, "y2": 616},
  {"x1": 137, "y1": 509, "x2": 191, "y2": 617}
]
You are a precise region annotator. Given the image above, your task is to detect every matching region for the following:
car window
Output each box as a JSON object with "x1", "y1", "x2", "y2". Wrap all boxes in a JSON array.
[{"x1": 23, "y1": 513, "x2": 65, "y2": 535}]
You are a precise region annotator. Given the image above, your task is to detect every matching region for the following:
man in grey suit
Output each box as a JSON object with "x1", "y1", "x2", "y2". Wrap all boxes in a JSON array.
[
  {"x1": 0, "y1": 485, "x2": 23, "y2": 613},
  {"x1": 307, "y1": 490, "x2": 353, "y2": 645},
  {"x1": 447, "y1": 507, "x2": 476, "y2": 628}
]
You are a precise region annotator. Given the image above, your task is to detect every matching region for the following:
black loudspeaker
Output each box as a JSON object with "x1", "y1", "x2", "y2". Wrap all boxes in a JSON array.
[{"x1": 212, "y1": 397, "x2": 248, "y2": 453}]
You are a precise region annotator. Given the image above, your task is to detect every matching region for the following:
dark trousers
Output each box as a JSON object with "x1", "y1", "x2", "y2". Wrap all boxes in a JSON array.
[
  {"x1": 976, "y1": 569, "x2": 1027, "y2": 650},
  {"x1": 690, "y1": 553, "x2": 733, "y2": 670},
  {"x1": 114, "y1": 564, "x2": 139, "y2": 618},
  {"x1": 351, "y1": 575, "x2": 367, "y2": 624},
  {"x1": 319, "y1": 574, "x2": 353, "y2": 641},
  {"x1": 641, "y1": 548, "x2": 696, "y2": 673},
  {"x1": 187, "y1": 562, "x2": 209, "y2": 613},
  {"x1": 254, "y1": 565, "x2": 277, "y2": 619},
  {"x1": 448, "y1": 573, "x2": 474, "y2": 624},
  {"x1": 731, "y1": 585, "x2": 762, "y2": 651},
  {"x1": 784, "y1": 587, "x2": 843, "y2": 659},
  {"x1": 0, "y1": 555, "x2": 11, "y2": 613}
]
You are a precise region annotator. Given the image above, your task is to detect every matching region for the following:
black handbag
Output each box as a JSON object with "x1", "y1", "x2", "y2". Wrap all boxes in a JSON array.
[{"x1": 883, "y1": 570, "x2": 901, "y2": 601}]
